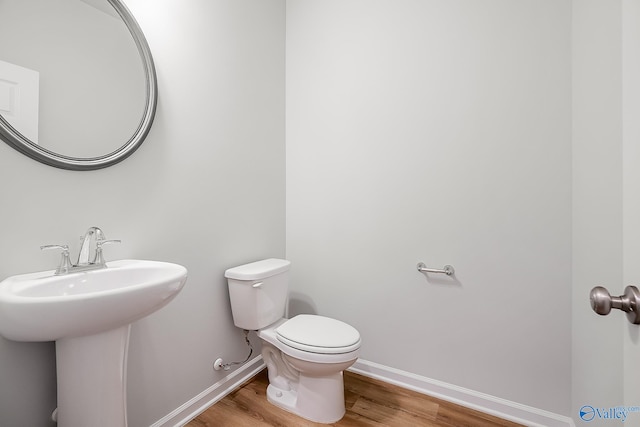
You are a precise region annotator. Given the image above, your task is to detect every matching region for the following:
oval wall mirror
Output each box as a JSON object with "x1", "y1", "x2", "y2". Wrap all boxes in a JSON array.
[{"x1": 0, "y1": 0, "x2": 157, "y2": 170}]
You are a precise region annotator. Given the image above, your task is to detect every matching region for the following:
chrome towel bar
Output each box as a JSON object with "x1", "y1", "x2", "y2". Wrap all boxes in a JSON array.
[{"x1": 417, "y1": 262, "x2": 455, "y2": 276}]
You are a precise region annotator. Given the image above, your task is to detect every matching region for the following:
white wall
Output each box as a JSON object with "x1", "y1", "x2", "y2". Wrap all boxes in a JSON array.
[
  {"x1": 0, "y1": 1, "x2": 285, "y2": 426},
  {"x1": 4, "y1": 1, "x2": 638, "y2": 425},
  {"x1": 286, "y1": 0, "x2": 572, "y2": 416}
]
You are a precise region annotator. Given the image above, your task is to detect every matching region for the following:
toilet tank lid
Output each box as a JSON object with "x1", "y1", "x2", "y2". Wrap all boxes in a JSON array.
[{"x1": 224, "y1": 258, "x2": 291, "y2": 280}]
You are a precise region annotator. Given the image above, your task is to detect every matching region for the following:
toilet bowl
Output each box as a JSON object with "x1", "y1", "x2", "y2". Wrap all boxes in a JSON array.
[
  {"x1": 225, "y1": 259, "x2": 361, "y2": 423},
  {"x1": 259, "y1": 316, "x2": 360, "y2": 423}
]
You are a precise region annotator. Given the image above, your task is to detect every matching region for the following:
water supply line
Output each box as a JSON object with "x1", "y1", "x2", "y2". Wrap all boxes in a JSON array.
[{"x1": 213, "y1": 329, "x2": 253, "y2": 371}]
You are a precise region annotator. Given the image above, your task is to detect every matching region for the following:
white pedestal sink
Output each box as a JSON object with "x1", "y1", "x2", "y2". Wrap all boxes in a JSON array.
[{"x1": 0, "y1": 259, "x2": 188, "y2": 427}]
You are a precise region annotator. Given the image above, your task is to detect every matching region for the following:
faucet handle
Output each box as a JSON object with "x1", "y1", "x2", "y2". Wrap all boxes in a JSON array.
[
  {"x1": 95, "y1": 239, "x2": 121, "y2": 265},
  {"x1": 40, "y1": 244, "x2": 69, "y2": 252},
  {"x1": 97, "y1": 239, "x2": 121, "y2": 247},
  {"x1": 96, "y1": 239, "x2": 122, "y2": 249},
  {"x1": 40, "y1": 244, "x2": 72, "y2": 275}
]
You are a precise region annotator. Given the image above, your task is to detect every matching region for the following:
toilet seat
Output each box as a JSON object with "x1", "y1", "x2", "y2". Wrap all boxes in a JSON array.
[{"x1": 276, "y1": 314, "x2": 361, "y2": 354}]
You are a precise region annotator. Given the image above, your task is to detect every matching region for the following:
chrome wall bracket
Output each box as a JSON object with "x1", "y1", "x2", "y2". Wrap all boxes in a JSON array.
[
  {"x1": 590, "y1": 285, "x2": 640, "y2": 325},
  {"x1": 417, "y1": 262, "x2": 455, "y2": 276}
]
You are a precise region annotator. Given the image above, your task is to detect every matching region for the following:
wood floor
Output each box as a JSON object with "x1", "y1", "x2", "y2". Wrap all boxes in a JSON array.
[{"x1": 186, "y1": 369, "x2": 523, "y2": 427}]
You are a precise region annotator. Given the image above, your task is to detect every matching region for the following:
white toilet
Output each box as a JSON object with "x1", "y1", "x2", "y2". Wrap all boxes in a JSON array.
[{"x1": 225, "y1": 258, "x2": 361, "y2": 423}]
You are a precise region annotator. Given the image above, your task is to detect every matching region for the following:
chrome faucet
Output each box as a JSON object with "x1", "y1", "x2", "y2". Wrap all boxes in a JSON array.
[
  {"x1": 41, "y1": 227, "x2": 121, "y2": 275},
  {"x1": 77, "y1": 226, "x2": 105, "y2": 265}
]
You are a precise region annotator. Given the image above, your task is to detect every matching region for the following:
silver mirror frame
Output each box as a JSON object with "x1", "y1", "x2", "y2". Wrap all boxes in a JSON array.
[{"x1": 0, "y1": 0, "x2": 157, "y2": 171}]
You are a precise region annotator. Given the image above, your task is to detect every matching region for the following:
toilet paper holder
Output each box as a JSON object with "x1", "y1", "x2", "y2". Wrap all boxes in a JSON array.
[{"x1": 416, "y1": 262, "x2": 455, "y2": 276}]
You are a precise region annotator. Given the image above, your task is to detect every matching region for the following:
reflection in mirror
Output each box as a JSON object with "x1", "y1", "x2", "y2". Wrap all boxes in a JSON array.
[{"x1": 0, "y1": 0, "x2": 157, "y2": 170}]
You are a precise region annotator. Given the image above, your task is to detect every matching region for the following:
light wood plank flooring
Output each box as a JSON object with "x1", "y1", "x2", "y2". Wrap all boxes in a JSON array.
[{"x1": 186, "y1": 369, "x2": 523, "y2": 427}]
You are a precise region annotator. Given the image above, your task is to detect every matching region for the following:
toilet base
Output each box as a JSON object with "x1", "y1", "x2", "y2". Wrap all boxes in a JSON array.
[
  {"x1": 265, "y1": 371, "x2": 346, "y2": 424},
  {"x1": 257, "y1": 319, "x2": 359, "y2": 424}
]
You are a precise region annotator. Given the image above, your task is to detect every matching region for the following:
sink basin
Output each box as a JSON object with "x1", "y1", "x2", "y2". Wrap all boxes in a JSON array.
[
  {"x1": 0, "y1": 256, "x2": 188, "y2": 426},
  {"x1": 0, "y1": 259, "x2": 188, "y2": 342}
]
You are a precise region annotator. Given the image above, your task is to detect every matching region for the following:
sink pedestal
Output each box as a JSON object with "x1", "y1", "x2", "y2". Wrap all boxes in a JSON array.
[
  {"x1": 0, "y1": 259, "x2": 189, "y2": 426},
  {"x1": 56, "y1": 325, "x2": 131, "y2": 427}
]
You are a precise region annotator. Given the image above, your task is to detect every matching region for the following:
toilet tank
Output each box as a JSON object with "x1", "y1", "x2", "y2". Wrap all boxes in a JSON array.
[{"x1": 224, "y1": 258, "x2": 291, "y2": 330}]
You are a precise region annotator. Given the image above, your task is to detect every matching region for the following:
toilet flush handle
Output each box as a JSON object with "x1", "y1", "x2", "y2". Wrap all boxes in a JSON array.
[{"x1": 252, "y1": 282, "x2": 263, "y2": 288}]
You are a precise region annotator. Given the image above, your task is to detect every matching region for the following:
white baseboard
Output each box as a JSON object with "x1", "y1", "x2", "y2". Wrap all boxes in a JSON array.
[
  {"x1": 151, "y1": 356, "x2": 575, "y2": 427},
  {"x1": 150, "y1": 355, "x2": 266, "y2": 427},
  {"x1": 348, "y1": 359, "x2": 576, "y2": 427}
]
